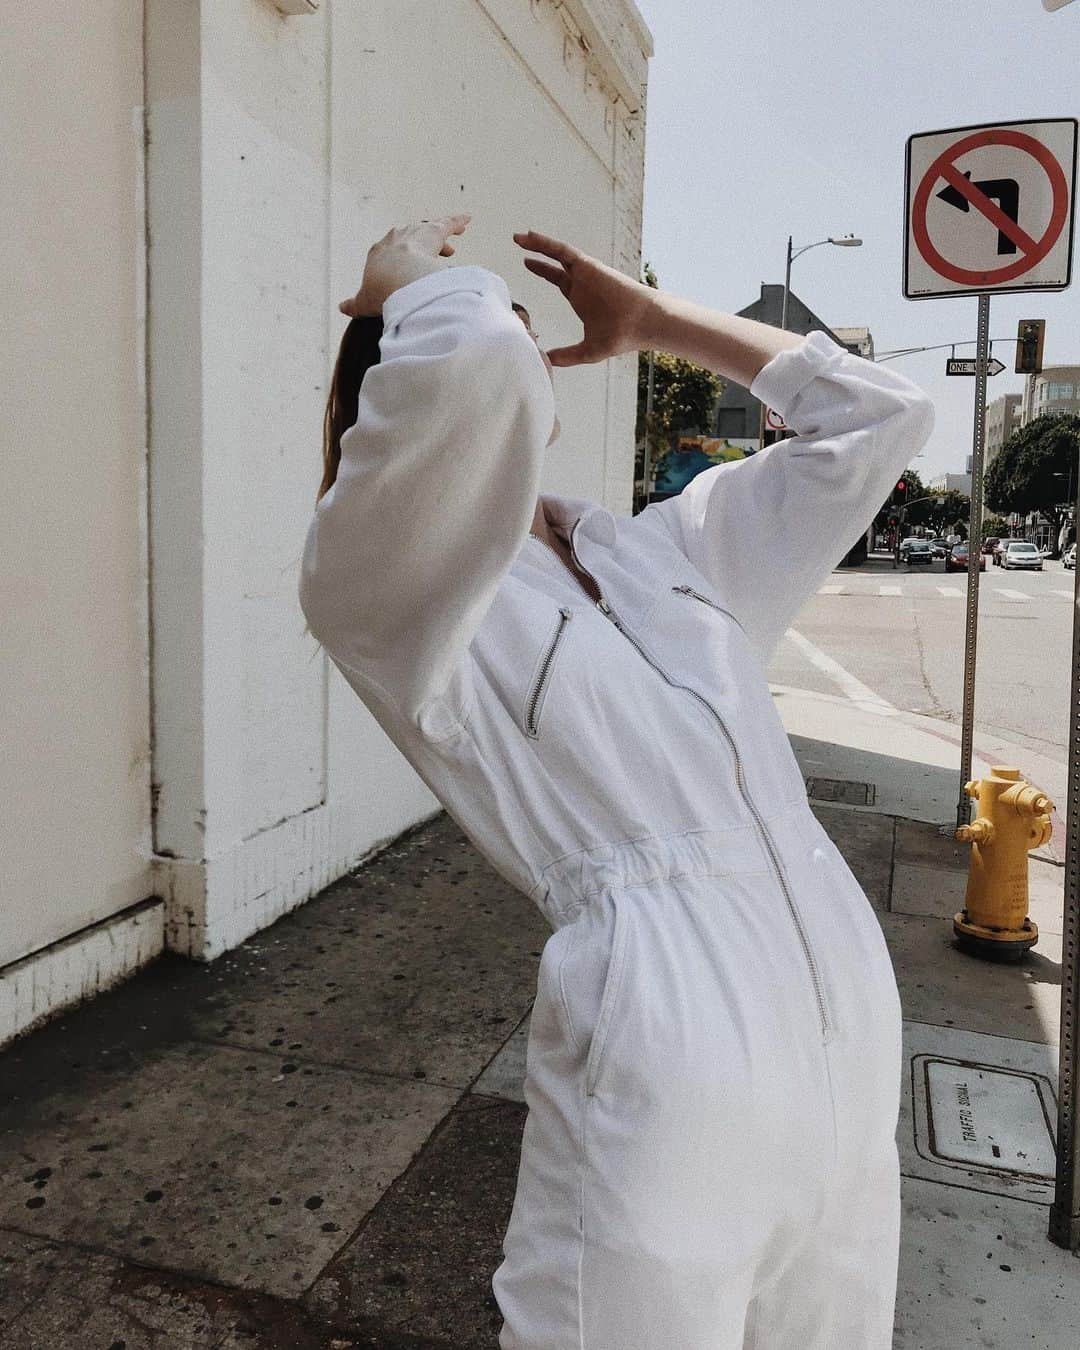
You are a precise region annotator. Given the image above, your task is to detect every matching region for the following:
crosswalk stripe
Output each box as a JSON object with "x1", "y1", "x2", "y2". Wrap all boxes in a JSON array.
[
  {"x1": 994, "y1": 588, "x2": 1030, "y2": 601},
  {"x1": 937, "y1": 586, "x2": 964, "y2": 597},
  {"x1": 1053, "y1": 588, "x2": 1076, "y2": 599},
  {"x1": 879, "y1": 585, "x2": 902, "y2": 596},
  {"x1": 818, "y1": 585, "x2": 847, "y2": 594}
]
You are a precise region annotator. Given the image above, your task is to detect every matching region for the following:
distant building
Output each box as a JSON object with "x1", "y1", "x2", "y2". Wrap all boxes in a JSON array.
[
  {"x1": 985, "y1": 392, "x2": 1023, "y2": 464},
  {"x1": 1030, "y1": 365, "x2": 1080, "y2": 422},
  {"x1": 831, "y1": 326, "x2": 875, "y2": 361},
  {"x1": 712, "y1": 285, "x2": 866, "y2": 449},
  {"x1": 929, "y1": 471, "x2": 972, "y2": 497}
]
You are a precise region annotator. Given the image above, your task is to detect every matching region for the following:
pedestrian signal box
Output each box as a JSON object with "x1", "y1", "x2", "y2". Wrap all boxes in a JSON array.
[{"x1": 1015, "y1": 319, "x2": 1046, "y2": 374}]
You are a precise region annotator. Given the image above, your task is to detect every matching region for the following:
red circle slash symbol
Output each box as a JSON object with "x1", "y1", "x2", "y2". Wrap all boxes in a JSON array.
[{"x1": 912, "y1": 128, "x2": 1069, "y2": 287}]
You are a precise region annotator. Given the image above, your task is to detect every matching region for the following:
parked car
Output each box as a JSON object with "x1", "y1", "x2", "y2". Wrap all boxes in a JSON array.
[
  {"x1": 945, "y1": 542, "x2": 986, "y2": 573},
  {"x1": 1001, "y1": 541, "x2": 1044, "y2": 571},
  {"x1": 993, "y1": 537, "x2": 1024, "y2": 566},
  {"x1": 982, "y1": 536, "x2": 999, "y2": 556},
  {"x1": 904, "y1": 539, "x2": 936, "y2": 566},
  {"x1": 1064, "y1": 543, "x2": 1076, "y2": 571}
]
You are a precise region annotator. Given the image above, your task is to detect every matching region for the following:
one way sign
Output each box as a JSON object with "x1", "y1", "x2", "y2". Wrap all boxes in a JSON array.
[
  {"x1": 905, "y1": 118, "x2": 1077, "y2": 298},
  {"x1": 946, "y1": 357, "x2": 1006, "y2": 376}
]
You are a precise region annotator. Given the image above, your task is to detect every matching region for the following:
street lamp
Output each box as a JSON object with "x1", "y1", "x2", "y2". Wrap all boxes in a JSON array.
[{"x1": 781, "y1": 234, "x2": 862, "y2": 331}]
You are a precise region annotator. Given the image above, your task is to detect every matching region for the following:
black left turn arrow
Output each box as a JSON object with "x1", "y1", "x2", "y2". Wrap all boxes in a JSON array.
[{"x1": 936, "y1": 171, "x2": 1021, "y2": 255}]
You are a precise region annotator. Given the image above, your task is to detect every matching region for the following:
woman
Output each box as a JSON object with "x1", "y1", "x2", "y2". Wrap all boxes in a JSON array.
[{"x1": 299, "y1": 214, "x2": 934, "y2": 1349}]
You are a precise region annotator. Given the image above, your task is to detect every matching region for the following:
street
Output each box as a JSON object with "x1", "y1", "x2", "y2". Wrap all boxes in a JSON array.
[{"x1": 769, "y1": 552, "x2": 1077, "y2": 768}]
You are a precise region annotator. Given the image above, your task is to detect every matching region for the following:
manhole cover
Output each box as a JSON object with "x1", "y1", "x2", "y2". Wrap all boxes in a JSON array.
[
  {"x1": 805, "y1": 777, "x2": 876, "y2": 806},
  {"x1": 918, "y1": 1056, "x2": 1056, "y2": 1180}
]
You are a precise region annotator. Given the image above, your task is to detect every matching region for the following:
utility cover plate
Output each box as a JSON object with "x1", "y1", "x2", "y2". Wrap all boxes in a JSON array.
[
  {"x1": 805, "y1": 777, "x2": 875, "y2": 806},
  {"x1": 919, "y1": 1056, "x2": 1056, "y2": 1179}
]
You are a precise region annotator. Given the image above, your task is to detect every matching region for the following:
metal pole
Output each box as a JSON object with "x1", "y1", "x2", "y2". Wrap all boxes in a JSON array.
[
  {"x1": 956, "y1": 293, "x2": 991, "y2": 832},
  {"x1": 781, "y1": 235, "x2": 792, "y2": 332},
  {"x1": 1050, "y1": 452, "x2": 1080, "y2": 1252}
]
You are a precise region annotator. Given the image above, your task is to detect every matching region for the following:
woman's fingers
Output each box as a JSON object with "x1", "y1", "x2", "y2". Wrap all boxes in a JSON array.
[
  {"x1": 522, "y1": 256, "x2": 568, "y2": 288},
  {"x1": 418, "y1": 213, "x2": 471, "y2": 252},
  {"x1": 512, "y1": 229, "x2": 580, "y2": 267},
  {"x1": 545, "y1": 341, "x2": 593, "y2": 368}
]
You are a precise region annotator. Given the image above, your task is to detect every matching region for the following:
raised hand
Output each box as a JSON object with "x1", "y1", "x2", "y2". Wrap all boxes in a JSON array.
[
  {"x1": 339, "y1": 214, "x2": 472, "y2": 319},
  {"x1": 512, "y1": 229, "x2": 653, "y2": 367}
]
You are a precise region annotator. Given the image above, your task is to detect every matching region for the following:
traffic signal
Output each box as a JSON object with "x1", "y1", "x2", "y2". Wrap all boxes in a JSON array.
[
  {"x1": 1015, "y1": 319, "x2": 1045, "y2": 375},
  {"x1": 893, "y1": 478, "x2": 908, "y2": 508}
]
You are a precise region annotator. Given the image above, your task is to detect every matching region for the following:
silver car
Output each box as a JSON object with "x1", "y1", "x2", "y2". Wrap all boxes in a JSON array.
[{"x1": 1001, "y1": 541, "x2": 1043, "y2": 571}]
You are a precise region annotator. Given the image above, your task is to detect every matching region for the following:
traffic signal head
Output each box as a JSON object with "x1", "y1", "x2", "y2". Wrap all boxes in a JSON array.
[{"x1": 1016, "y1": 319, "x2": 1045, "y2": 375}]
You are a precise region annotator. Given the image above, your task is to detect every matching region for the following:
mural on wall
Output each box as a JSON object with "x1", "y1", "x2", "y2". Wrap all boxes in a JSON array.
[{"x1": 652, "y1": 436, "x2": 756, "y2": 496}]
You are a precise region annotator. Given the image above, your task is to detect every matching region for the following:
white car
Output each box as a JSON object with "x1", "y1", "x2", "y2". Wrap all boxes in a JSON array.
[{"x1": 1001, "y1": 541, "x2": 1044, "y2": 571}]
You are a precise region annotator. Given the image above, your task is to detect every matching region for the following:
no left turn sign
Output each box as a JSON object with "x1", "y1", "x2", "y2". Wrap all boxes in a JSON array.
[
  {"x1": 905, "y1": 118, "x2": 1076, "y2": 298},
  {"x1": 764, "y1": 407, "x2": 788, "y2": 433}
]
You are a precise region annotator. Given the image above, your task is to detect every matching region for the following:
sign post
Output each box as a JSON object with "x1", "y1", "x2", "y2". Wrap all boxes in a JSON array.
[{"x1": 906, "y1": 117, "x2": 1078, "y2": 1251}]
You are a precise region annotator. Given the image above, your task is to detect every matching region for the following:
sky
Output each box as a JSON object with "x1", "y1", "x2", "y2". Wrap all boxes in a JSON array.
[{"x1": 632, "y1": 0, "x2": 1077, "y2": 482}]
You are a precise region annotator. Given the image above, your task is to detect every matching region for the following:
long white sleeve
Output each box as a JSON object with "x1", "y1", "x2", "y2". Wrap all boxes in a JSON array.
[
  {"x1": 644, "y1": 330, "x2": 935, "y2": 665},
  {"x1": 298, "y1": 265, "x2": 556, "y2": 734}
]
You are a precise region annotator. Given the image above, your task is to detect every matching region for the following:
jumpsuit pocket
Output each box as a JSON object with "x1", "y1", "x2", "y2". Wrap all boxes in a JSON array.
[
  {"x1": 584, "y1": 894, "x2": 633, "y2": 1097},
  {"x1": 523, "y1": 606, "x2": 573, "y2": 738}
]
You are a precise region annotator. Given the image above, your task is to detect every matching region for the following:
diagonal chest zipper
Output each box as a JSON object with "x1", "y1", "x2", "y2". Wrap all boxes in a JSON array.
[
  {"x1": 525, "y1": 606, "x2": 572, "y2": 737},
  {"x1": 672, "y1": 583, "x2": 748, "y2": 637},
  {"x1": 566, "y1": 522, "x2": 832, "y2": 1042}
]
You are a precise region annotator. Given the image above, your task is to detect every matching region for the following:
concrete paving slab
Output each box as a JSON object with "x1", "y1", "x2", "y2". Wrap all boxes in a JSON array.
[
  {"x1": 0, "y1": 1039, "x2": 457, "y2": 1298},
  {"x1": 805, "y1": 802, "x2": 894, "y2": 909},
  {"x1": 776, "y1": 682, "x2": 1069, "y2": 863},
  {"x1": 0, "y1": 1228, "x2": 217, "y2": 1348},
  {"x1": 892, "y1": 861, "x2": 968, "y2": 921},
  {"x1": 0, "y1": 1227, "x2": 425, "y2": 1349},
  {"x1": 470, "y1": 1017, "x2": 529, "y2": 1104},
  {"x1": 893, "y1": 815, "x2": 969, "y2": 871},
  {"x1": 880, "y1": 909, "x2": 1062, "y2": 1045},
  {"x1": 180, "y1": 814, "x2": 550, "y2": 1091},
  {"x1": 898, "y1": 1021, "x2": 1058, "y2": 1204},
  {"x1": 893, "y1": 857, "x2": 1064, "y2": 937},
  {"x1": 304, "y1": 1094, "x2": 524, "y2": 1349},
  {"x1": 895, "y1": 1178, "x2": 1080, "y2": 1349}
]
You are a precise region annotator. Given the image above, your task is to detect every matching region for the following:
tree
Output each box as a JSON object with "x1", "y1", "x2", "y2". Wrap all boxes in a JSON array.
[
  {"x1": 925, "y1": 489, "x2": 970, "y2": 538},
  {"x1": 635, "y1": 263, "x2": 723, "y2": 501},
  {"x1": 873, "y1": 468, "x2": 928, "y2": 534},
  {"x1": 985, "y1": 412, "x2": 1080, "y2": 556},
  {"x1": 981, "y1": 514, "x2": 1009, "y2": 543}
]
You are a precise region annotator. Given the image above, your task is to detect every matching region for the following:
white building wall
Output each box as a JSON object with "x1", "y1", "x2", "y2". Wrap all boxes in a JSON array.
[
  {"x1": 0, "y1": 2, "x2": 163, "y2": 1042},
  {"x1": 145, "y1": 0, "x2": 651, "y2": 964},
  {"x1": 4, "y1": 0, "x2": 651, "y2": 1042}
]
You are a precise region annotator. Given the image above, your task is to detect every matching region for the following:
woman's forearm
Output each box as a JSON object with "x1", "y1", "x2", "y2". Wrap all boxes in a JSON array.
[{"x1": 637, "y1": 290, "x2": 807, "y2": 389}]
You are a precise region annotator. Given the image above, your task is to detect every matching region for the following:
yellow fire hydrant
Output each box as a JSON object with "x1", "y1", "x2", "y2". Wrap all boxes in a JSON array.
[{"x1": 953, "y1": 765, "x2": 1054, "y2": 962}]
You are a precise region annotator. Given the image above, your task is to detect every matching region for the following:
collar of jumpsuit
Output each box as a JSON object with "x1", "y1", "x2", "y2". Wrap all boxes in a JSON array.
[{"x1": 531, "y1": 492, "x2": 618, "y2": 556}]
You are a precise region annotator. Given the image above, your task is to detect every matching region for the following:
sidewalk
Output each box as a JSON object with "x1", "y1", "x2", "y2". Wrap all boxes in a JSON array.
[{"x1": 1, "y1": 693, "x2": 1077, "y2": 1347}]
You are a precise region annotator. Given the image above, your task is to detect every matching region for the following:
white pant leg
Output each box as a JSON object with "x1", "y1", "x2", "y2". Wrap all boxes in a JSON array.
[
  {"x1": 495, "y1": 874, "x2": 837, "y2": 1349},
  {"x1": 741, "y1": 1140, "x2": 901, "y2": 1350}
]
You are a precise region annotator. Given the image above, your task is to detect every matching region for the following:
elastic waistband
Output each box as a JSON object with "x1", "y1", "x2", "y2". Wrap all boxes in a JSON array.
[{"x1": 528, "y1": 818, "x2": 797, "y2": 925}]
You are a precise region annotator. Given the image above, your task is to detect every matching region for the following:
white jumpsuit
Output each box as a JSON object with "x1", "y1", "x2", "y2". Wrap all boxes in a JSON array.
[{"x1": 298, "y1": 265, "x2": 935, "y2": 1349}]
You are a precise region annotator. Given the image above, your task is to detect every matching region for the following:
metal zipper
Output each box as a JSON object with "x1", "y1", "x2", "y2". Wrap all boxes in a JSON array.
[
  {"x1": 525, "y1": 606, "x2": 572, "y2": 737},
  {"x1": 672, "y1": 584, "x2": 747, "y2": 635},
  {"x1": 569, "y1": 521, "x2": 832, "y2": 1040}
]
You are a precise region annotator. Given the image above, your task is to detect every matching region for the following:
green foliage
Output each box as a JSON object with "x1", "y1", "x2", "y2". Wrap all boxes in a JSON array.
[
  {"x1": 985, "y1": 412, "x2": 1080, "y2": 521},
  {"x1": 981, "y1": 514, "x2": 1009, "y2": 542},
  {"x1": 634, "y1": 262, "x2": 723, "y2": 495}
]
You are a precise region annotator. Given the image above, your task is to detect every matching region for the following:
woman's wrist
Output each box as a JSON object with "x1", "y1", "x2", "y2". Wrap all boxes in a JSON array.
[{"x1": 637, "y1": 289, "x2": 805, "y2": 387}]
